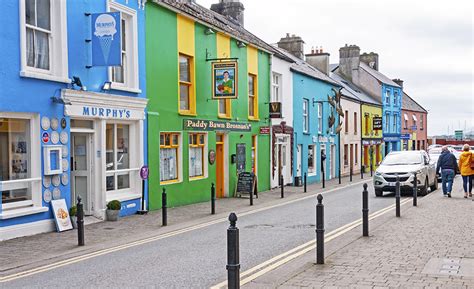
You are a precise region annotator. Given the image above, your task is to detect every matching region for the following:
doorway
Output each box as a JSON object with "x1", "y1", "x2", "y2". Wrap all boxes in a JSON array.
[
  {"x1": 216, "y1": 133, "x2": 225, "y2": 198},
  {"x1": 71, "y1": 133, "x2": 92, "y2": 215},
  {"x1": 330, "y1": 144, "x2": 336, "y2": 179}
]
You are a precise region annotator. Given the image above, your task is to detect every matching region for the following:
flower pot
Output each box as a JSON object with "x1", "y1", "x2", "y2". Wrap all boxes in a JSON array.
[
  {"x1": 106, "y1": 209, "x2": 120, "y2": 221},
  {"x1": 70, "y1": 216, "x2": 77, "y2": 229}
]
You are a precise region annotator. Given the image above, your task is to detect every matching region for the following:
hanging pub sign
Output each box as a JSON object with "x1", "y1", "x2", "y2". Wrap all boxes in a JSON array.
[
  {"x1": 373, "y1": 117, "x2": 382, "y2": 130},
  {"x1": 269, "y1": 102, "x2": 282, "y2": 118},
  {"x1": 212, "y1": 61, "x2": 238, "y2": 99},
  {"x1": 183, "y1": 119, "x2": 251, "y2": 132},
  {"x1": 91, "y1": 12, "x2": 122, "y2": 66}
]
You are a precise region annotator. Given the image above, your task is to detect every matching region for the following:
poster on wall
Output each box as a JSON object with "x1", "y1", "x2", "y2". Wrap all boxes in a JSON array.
[
  {"x1": 212, "y1": 61, "x2": 238, "y2": 99},
  {"x1": 51, "y1": 199, "x2": 73, "y2": 232},
  {"x1": 91, "y1": 12, "x2": 122, "y2": 66},
  {"x1": 236, "y1": 143, "x2": 246, "y2": 174}
]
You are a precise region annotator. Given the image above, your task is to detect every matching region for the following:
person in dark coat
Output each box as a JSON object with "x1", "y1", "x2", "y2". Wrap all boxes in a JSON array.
[{"x1": 436, "y1": 146, "x2": 459, "y2": 197}]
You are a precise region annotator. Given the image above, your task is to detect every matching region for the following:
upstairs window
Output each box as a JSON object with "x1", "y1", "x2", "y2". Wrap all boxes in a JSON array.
[
  {"x1": 344, "y1": 110, "x2": 349, "y2": 133},
  {"x1": 248, "y1": 74, "x2": 258, "y2": 118},
  {"x1": 179, "y1": 54, "x2": 195, "y2": 114},
  {"x1": 385, "y1": 112, "x2": 390, "y2": 131},
  {"x1": 272, "y1": 73, "x2": 281, "y2": 102},
  {"x1": 393, "y1": 114, "x2": 397, "y2": 132},
  {"x1": 25, "y1": 0, "x2": 51, "y2": 70},
  {"x1": 353, "y1": 112, "x2": 358, "y2": 134},
  {"x1": 318, "y1": 103, "x2": 323, "y2": 133},
  {"x1": 364, "y1": 113, "x2": 370, "y2": 134},
  {"x1": 393, "y1": 90, "x2": 399, "y2": 106},
  {"x1": 404, "y1": 114, "x2": 408, "y2": 129},
  {"x1": 385, "y1": 89, "x2": 390, "y2": 104},
  {"x1": 420, "y1": 114, "x2": 424, "y2": 130},
  {"x1": 412, "y1": 114, "x2": 417, "y2": 129},
  {"x1": 302, "y1": 99, "x2": 309, "y2": 133}
]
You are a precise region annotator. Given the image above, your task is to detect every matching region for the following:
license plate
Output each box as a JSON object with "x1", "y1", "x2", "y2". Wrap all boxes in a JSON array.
[{"x1": 388, "y1": 182, "x2": 396, "y2": 186}]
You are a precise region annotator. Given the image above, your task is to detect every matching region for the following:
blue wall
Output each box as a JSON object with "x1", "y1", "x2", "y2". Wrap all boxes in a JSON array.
[
  {"x1": 292, "y1": 72, "x2": 340, "y2": 184},
  {"x1": 382, "y1": 84, "x2": 402, "y2": 154}
]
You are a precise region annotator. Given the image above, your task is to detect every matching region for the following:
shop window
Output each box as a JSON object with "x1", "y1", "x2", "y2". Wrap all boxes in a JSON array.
[
  {"x1": 344, "y1": 144, "x2": 348, "y2": 166},
  {"x1": 308, "y1": 145, "x2": 315, "y2": 174},
  {"x1": 0, "y1": 114, "x2": 41, "y2": 211},
  {"x1": 179, "y1": 54, "x2": 195, "y2": 114},
  {"x1": 318, "y1": 103, "x2": 323, "y2": 134},
  {"x1": 20, "y1": 0, "x2": 68, "y2": 82},
  {"x1": 160, "y1": 132, "x2": 180, "y2": 183},
  {"x1": 251, "y1": 135, "x2": 257, "y2": 173},
  {"x1": 248, "y1": 74, "x2": 258, "y2": 119},
  {"x1": 354, "y1": 112, "x2": 358, "y2": 134},
  {"x1": 302, "y1": 99, "x2": 309, "y2": 133},
  {"x1": 106, "y1": 124, "x2": 130, "y2": 192},
  {"x1": 189, "y1": 133, "x2": 206, "y2": 178},
  {"x1": 109, "y1": 2, "x2": 140, "y2": 91}
]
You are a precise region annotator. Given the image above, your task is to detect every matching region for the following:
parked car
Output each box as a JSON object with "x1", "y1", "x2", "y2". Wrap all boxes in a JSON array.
[
  {"x1": 428, "y1": 148, "x2": 443, "y2": 182},
  {"x1": 373, "y1": 150, "x2": 438, "y2": 197}
]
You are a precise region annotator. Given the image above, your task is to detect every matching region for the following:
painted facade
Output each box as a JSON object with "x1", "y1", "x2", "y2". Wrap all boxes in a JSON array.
[
  {"x1": 146, "y1": 3, "x2": 271, "y2": 209},
  {"x1": 0, "y1": 0, "x2": 147, "y2": 240},
  {"x1": 340, "y1": 97, "x2": 362, "y2": 176},
  {"x1": 401, "y1": 93, "x2": 428, "y2": 151},
  {"x1": 361, "y1": 104, "x2": 384, "y2": 172},
  {"x1": 381, "y1": 83, "x2": 402, "y2": 154}
]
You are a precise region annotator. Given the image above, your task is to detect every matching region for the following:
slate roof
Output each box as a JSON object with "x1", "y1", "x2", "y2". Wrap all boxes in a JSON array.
[
  {"x1": 402, "y1": 92, "x2": 427, "y2": 113},
  {"x1": 153, "y1": 0, "x2": 278, "y2": 54},
  {"x1": 273, "y1": 45, "x2": 339, "y2": 86},
  {"x1": 359, "y1": 62, "x2": 401, "y2": 88},
  {"x1": 329, "y1": 71, "x2": 381, "y2": 106}
]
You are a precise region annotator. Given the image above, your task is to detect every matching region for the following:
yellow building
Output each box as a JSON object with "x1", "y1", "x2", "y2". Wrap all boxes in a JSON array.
[{"x1": 361, "y1": 103, "x2": 383, "y2": 173}]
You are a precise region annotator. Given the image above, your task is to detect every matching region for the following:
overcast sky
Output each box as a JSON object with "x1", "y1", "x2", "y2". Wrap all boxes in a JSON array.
[{"x1": 198, "y1": 0, "x2": 473, "y2": 136}]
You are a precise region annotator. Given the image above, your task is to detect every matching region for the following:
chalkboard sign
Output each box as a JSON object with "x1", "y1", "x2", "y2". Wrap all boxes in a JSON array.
[
  {"x1": 236, "y1": 143, "x2": 246, "y2": 174},
  {"x1": 236, "y1": 172, "x2": 256, "y2": 197}
]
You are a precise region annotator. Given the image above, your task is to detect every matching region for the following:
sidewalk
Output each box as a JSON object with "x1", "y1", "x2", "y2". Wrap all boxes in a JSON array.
[
  {"x1": 245, "y1": 176, "x2": 474, "y2": 288},
  {"x1": 0, "y1": 175, "x2": 361, "y2": 277}
]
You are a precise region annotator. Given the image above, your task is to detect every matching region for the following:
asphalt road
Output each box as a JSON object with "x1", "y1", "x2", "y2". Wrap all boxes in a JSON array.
[{"x1": 2, "y1": 183, "x2": 413, "y2": 288}]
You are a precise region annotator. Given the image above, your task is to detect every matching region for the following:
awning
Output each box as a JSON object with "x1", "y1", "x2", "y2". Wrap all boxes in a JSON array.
[
  {"x1": 412, "y1": 114, "x2": 417, "y2": 121},
  {"x1": 404, "y1": 113, "x2": 408, "y2": 120}
]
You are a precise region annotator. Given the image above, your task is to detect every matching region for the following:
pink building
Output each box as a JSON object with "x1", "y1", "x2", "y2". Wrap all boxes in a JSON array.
[{"x1": 401, "y1": 91, "x2": 428, "y2": 150}]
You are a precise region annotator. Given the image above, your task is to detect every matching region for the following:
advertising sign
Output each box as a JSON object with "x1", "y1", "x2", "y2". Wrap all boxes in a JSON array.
[
  {"x1": 51, "y1": 199, "x2": 73, "y2": 232},
  {"x1": 92, "y1": 12, "x2": 121, "y2": 66},
  {"x1": 400, "y1": 133, "x2": 411, "y2": 140},
  {"x1": 269, "y1": 102, "x2": 282, "y2": 118},
  {"x1": 373, "y1": 117, "x2": 382, "y2": 130},
  {"x1": 183, "y1": 119, "x2": 251, "y2": 132},
  {"x1": 212, "y1": 61, "x2": 238, "y2": 99},
  {"x1": 259, "y1": 127, "x2": 270, "y2": 135}
]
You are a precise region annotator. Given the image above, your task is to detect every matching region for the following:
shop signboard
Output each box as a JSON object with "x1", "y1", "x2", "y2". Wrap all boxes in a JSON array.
[
  {"x1": 269, "y1": 102, "x2": 282, "y2": 118},
  {"x1": 373, "y1": 117, "x2": 382, "y2": 130},
  {"x1": 91, "y1": 12, "x2": 122, "y2": 66},
  {"x1": 183, "y1": 119, "x2": 251, "y2": 132},
  {"x1": 400, "y1": 133, "x2": 411, "y2": 140},
  {"x1": 212, "y1": 61, "x2": 238, "y2": 99},
  {"x1": 259, "y1": 126, "x2": 270, "y2": 135}
]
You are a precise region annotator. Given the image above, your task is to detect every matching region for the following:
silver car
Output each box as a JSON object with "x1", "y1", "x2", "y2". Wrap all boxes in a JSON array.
[{"x1": 373, "y1": 150, "x2": 438, "y2": 197}]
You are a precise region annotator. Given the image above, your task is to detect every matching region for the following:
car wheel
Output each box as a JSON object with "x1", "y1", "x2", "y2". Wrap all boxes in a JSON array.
[
  {"x1": 375, "y1": 189, "x2": 383, "y2": 197},
  {"x1": 420, "y1": 177, "x2": 428, "y2": 196},
  {"x1": 430, "y1": 176, "x2": 438, "y2": 192}
]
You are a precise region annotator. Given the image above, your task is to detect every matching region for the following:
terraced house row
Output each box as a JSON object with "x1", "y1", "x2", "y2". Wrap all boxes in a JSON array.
[{"x1": 0, "y1": 0, "x2": 427, "y2": 240}]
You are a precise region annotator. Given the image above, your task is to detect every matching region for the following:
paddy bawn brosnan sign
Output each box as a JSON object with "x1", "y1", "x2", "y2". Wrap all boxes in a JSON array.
[{"x1": 183, "y1": 119, "x2": 251, "y2": 132}]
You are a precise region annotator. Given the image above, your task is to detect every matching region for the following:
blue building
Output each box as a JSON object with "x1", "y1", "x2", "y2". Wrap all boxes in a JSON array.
[
  {"x1": 276, "y1": 36, "x2": 341, "y2": 185},
  {"x1": 0, "y1": 0, "x2": 147, "y2": 240}
]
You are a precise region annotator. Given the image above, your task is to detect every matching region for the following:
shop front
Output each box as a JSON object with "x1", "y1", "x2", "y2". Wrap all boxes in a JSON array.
[
  {"x1": 362, "y1": 139, "x2": 383, "y2": 173},
  {"x1": 271, "y1": 122, "x2": 293, "y2": 188},
  {"x1": 62, "y1": 89, "x2": 148, "y2": 219}
]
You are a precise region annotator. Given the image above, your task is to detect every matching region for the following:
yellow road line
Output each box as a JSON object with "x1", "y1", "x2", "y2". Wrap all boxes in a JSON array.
[
  {"x1": 0, "y1": 180, "x2": 370, "y2": 283},
  {"x1": 210, "y1": 198, "x2": 411, "y2": 289}
]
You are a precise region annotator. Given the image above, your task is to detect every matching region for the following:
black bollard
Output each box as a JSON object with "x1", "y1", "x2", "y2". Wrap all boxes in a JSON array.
[
  {"x1": 227, "y1": 213, "x2": 240, "y2": 289},
  {"x1": 395, "y1": 175, "x2": 401, "y2": 217},
  {"x1": 321, "y1": 169, "x2": 325, "y2": 189},
  {"x1": 280, "y1": 175, "x2": 284, "y2": 198},
  {"x1": 249, "y1": 182, "x2": 254, "y2": 206},
  {"x1": 77, "y1": 196, "x2": 84, "y2": 246},
  {"x1": 370, "y1": 164, "x2": 373, "y2": 177},
  {"x1": 211, "y1": 183, "x2": 216, "y2": 214},
  {"x1": 413, "y1": 173, "x2": 418, "y2": 207},
  {"x1": 361, "y1": 166, "x2": 364, "y2": 179},
  {"x1": 362, "y1": 183, "x2": 369, "y2": 237},
  {"x1": 315, "y1": 194, "x2": 325, "y2": 264},
  {"x1": 162, "y1": 188, "x2": 167, "y2": 226},
  {"x1": 350, "y1": 166, "x2": 353, "y2": 182},
  {"x1": 338, "y1": 166, "x2": 341, "y2": 184},
  {"x1": 304, "y1": 172, "x2": 307, "y2": 193}
]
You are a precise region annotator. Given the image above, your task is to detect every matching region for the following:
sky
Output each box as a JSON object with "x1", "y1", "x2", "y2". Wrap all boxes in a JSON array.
[{"x1": 198, "y1": 0, "x2": 473, "y2": 136}]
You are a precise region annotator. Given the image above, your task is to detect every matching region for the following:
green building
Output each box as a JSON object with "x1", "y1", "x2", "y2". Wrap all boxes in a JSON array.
[{"x1": 146, "y1": 1, "x2": 273, "y2": 209}]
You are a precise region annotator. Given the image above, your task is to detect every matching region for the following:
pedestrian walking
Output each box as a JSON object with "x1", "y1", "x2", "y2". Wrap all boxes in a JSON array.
[
  {"x1": 458, "y1": 144, "x2": 474, "y2": 198},
  {"x1": 436, "y1": 146, "x2": 459, "y2": 198}
]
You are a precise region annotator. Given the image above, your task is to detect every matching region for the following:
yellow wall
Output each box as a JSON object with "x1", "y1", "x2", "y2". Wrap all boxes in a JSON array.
[
  {"x1": 216, "y1": 33, "x2": 231, "y2": 118},
  {"x1": 177, "y1": 15, "x2": 196, "y2": 115},
  {"x1": 247, "y1": 45, "x2": 258, "y2": 119},
  {"x1": 361, "y1": 104, "x2": 383, "y2": 138}
]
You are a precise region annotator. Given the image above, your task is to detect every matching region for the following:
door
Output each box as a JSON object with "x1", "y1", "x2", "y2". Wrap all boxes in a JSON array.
[
  {"x1": 296, "y1": 144, "x2": 302, "y2": 177},
  {"x1": 71, "y1": 133, "x2": 92, "y2": 215},
  {"x1": 350, "y1": 144, "x2": 354, "y2": 172},
  {"x1": 330, "y1": 144, "x2": 336, "y2": 179},
  {"x1": 216, "y1": 134, "x2": 225, "y2": 198}
]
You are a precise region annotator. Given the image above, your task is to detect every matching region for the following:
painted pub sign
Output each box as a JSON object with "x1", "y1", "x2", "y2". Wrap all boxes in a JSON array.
[{"x1": 212, "y1": 61, "x2": 238, "y2": 99}]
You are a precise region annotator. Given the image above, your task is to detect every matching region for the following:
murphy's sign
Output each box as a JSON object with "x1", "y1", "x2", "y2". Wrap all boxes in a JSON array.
[
  {"x1": 183, "y1": 119, "x2": 251, "y2": 132},
  {"x1": 65, "y1": 104, "x2": 144, "y2": 120}
]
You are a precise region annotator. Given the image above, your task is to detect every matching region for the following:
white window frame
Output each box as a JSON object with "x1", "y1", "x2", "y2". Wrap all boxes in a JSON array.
[
  {"x1": 188, "y1": 132, "x2": 208, "y2": 180},
  {"x1": 19, "y1": 0, "x2": 69, "y2": 83},
  {"x1": 318, "y1": 103, "x2": 323, "y2": 134},
  {"x1": 0, "y1": 112, "x2": 44, "y2": 219},
  {"x1": 393, "y1": 90, "x2": 398, "y2": 106},
  {"x1": 271, "y1": 72, "x2": 282, "y2": 102},
  {"x1": 302, "y1": 99, "x2": 309, "y2": 133},
  {"x1": 107, "y1": 2, "x2": 141, "y2": 93},
  {"x1": 385, "y1": 88, "x2": 390, "y2": 104}
]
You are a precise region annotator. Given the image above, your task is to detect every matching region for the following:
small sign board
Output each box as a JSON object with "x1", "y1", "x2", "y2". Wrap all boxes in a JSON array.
[
  {"x1": 236, "y1": 143, "x2": 246, "y2": 174},
  {"x1": 259, "y1": 126, "x2": 270, "y2": 135},
  {"x1": 51, "y1": 199, "x2": 73, "y2": 232},
  {"x1": 236, "y1": 172, "x2": 256, "y2": 197},
  {"x1": 208, "y1": 149, "x2": 216, "y2": 165},
  {"x1": 91, "y1": 12, "x2": 122, "y2": 66},
  {"x1": 373, "y1": 117, "x2": 382, "y2": 130},
  {"x1": 140, "y1": 165, "x2": 149, "y2": 180},
  {"x1": 269, "y1": 102, "x2": 282, "y2": 118},
  {"x1": 400, "y1": 133, "x2": 411, "y2": 140},
  {"x1": 212, "y1": 61, "x2": 238, "y2": 99}
]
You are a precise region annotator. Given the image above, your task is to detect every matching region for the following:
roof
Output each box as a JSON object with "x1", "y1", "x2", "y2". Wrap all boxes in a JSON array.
[
  {"x1": 329, "y1": 71, "x2": 381, "y2": 106},
  {"x1": 273, "y1": 45, "x2": 339, "y2": 86},
  {"x1": 402, "y1": 92, "x2": 427, "y2": 113},
  {"x1": 153, "y1": 0, "x2": 278, "y2": 54},
  {"x1": 359, "y1": 62, "x2": 401, "y2": 88}
]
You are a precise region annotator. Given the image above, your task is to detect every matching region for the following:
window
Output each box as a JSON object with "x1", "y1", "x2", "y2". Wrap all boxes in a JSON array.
[
  {"x1": 385, "y1": 113, "x2": 390, "y2": 131},
  {"x1": 420, "y1": 114, "x2": 424, "y2": 130},
  {"x1": 218, "y1": 99, "x2": 231, "y2": 118},
  {"x1": 344, "y1": 110, "x2": 349, "y2": 133},
  {"x1": 189, "y1": 133, "x2": 205, "y2": 178},
  {"x1": 344, "y1": 144, "x2": 349, "y2": 166},
  {"x1": 109, "y1": 2, "x2": 139, "y2": 91},
  {"x1": 20, "y1": 0, "x2": 68, "y2": 82},
  {"x1": 404, "y1": 114, "x2": 408, "y2": 129},
  {"x1": 106, "y1": 124, "x2": 130, "y2": 192},
  {"x1": 354, "y1": 112, "x2": 358, "y2": 134},
  {"x1": 272, "y1": 73, "x2": 281, "y2": 102},
  {"x1": 385, "y1": 89, "x2": 390, "y2": 104},
  {"x1": 302, "y1": 99, "x2": 309, "y2": 133},
  {"x1": 364, "y1": 113, "x2": 370, "y2": 134},
  {"x1": 412, "y1": 114, "x2": 417, "y2": 129},
  {"x1": 308, "y1": 145, "x2": 315, "y2": 174},
  {"x1": 393, "y1": 90, "x2": 399, "y2": 106},
  {"x1": 393, "y1": 114, "x2": 397, "y2": 132},
  {"x1": 318, "y1": 103, "x2": 323, "y2": 133},
  {"x1": 160, "y1": 133, "x2": 180, "y2": 182},
  {"x1": 251, "y1": 135, "x2": 257, "y2": 173},
  {"x1": 179, "y1": 54, "x2": 195, "y2": 114},
  {"x1": 355, "y1": 144, "x2": 358, "y2": 164},
  {"x1": 248, "y1": 74, "x2": 258, "y2": 118}
]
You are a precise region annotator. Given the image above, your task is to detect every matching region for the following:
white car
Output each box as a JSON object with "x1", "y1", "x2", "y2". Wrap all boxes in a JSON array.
[{"x1": 373, "y1": 150, "x2": 438, "y2": 197}]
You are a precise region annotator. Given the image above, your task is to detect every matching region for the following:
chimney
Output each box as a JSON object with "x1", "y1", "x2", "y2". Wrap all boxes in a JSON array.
[
  {"x1": 305, "y1": 46, "x2": 330, "y2": 76},
  {"x1": 360, "y1": 52, "x2": 379, "y2": 71},
  {"x1": 339, "y1": 44, "x2": 360, "y2": 81},
  {"x1": 277, "y1": 33, "x2": 305, "y2": 60},
  {"x1": 392, "y1": 78, "x2": 404, "y2": 88},
  {"x1": 210, "y1": 0, "x2": 245, "y2": 26}
]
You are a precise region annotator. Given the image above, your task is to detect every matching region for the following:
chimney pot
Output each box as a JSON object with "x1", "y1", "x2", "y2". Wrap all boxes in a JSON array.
[{"x1": 210, "y1": 0, "x2": 245, "y2": 26}]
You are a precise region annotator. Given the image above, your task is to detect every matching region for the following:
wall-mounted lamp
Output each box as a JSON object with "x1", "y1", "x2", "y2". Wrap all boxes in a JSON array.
[
  {"x1": 102, "y1": 81, "x2": 112, "y2": 91},
  {"x1": 204, "y1": 28, "x2": 215, "y2": 35},
  {"x1": 236, "y1": 40, "x2": 246, "y2": 48},
  {"x1": 71, "y1": 76, "x2": 86, "y2": 91},
  {"x1": 51, "y1": 96, "x2": 72, "y2": 105}
]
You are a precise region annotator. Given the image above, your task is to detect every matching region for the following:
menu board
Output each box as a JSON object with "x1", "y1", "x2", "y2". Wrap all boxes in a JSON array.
[{"x1": 236, "y1": 172, "x2": 256, "y2": 196}]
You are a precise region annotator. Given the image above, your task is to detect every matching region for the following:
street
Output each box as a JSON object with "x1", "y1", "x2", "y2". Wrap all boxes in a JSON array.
[{"x1": 1, "y1": 181, "x2": 410, "y2": 288}]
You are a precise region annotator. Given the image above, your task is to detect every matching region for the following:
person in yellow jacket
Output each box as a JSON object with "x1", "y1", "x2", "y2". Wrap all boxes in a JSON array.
[{"x1": 458, "y1": 144, "x2": 474, "y2": 198}]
